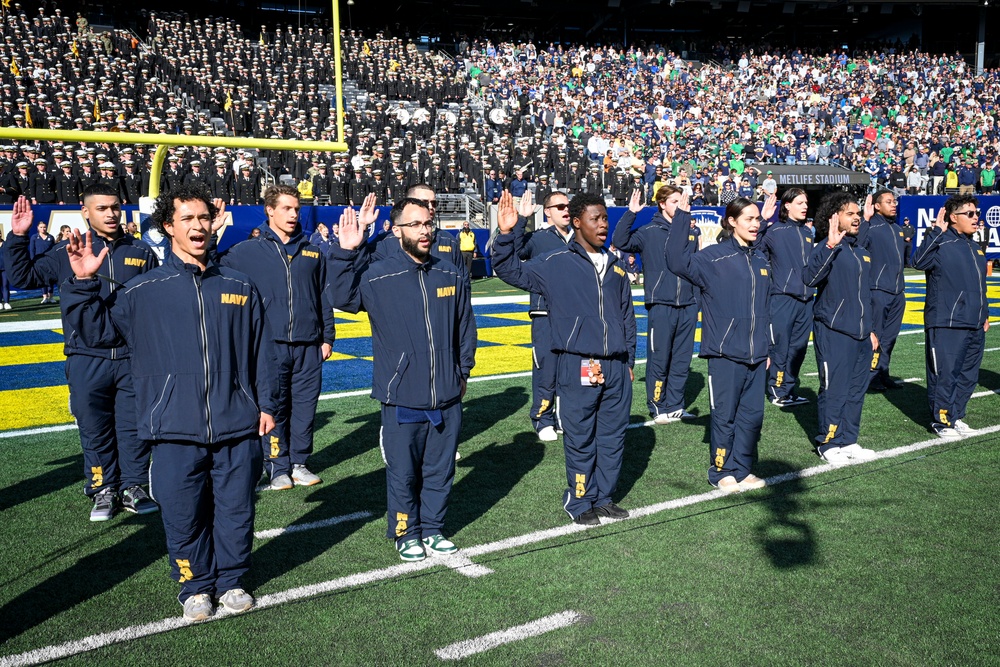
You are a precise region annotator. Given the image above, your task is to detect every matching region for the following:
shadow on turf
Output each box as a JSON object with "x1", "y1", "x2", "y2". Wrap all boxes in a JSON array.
[
  {"x1": 752, "y1": 460, "x2": 817, "y2": 568},
  {"x1": 0, "y1": 515, "x2": 164, "y2": 645},
  {"x1": 0, "y1": 454, "x2": 81, "y2": 513},
  {"x1": 247, "y1": 467, "x2": 384, "y2": 590}
]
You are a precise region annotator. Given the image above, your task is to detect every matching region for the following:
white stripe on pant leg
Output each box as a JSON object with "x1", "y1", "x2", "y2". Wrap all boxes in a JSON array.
[
  {"x1": 708, "y1": 375, "x2": 715, "y2": 411},
  {"x1": 823, "y1": 361, "x2": 830, "y2": 391},
  {"x1": 649, "y1": 326, "x2": 654, "y2": 354},
  {"x1": 931, "y1": 346, "x2": 938, "y2": 375},
  {"x1": 379, "y1": 426, "x2": 387, "y2": 465}
]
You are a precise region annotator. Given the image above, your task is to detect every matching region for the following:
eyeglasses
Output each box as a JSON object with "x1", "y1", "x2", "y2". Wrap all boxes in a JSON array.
[
  {"x1": 395, "y1": 222, "x2": 436, "y2": 231},
  {"x1": 954, "y1": 210, "x2": 980, "y2": 218},
  {"x1": 545, "y1": 203, "x2": 569, "y2": 211},
  {"x1": 417, "y1": 199, "x2": 437, "y2": 208}
]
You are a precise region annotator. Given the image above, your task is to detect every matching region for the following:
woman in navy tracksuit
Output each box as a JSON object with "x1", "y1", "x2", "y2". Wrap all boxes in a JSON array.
[{"x1": 665, "y1": 196, "x2": 771, "y2": 493}]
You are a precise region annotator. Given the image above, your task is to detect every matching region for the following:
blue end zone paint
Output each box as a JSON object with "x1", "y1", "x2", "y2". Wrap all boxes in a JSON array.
[
  {"x1": 320, "y1": 357, "x2": 374, "y2": 393},
  {"x1": 0, "y1": 361, "x2": 66, "y2": 392},
  {"x1": 0, "y1": 331, "x2": 65, "y2": 347}
]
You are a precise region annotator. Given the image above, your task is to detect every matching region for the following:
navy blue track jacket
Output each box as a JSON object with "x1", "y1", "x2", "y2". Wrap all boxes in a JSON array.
[
  {"x1": 217, "y1": 223, "x2": 335, "y2": 345},
  {"x1": 62, "y1": 253, "x2": 276, "y2": 443},
  {"x1": 910, "y1": 226, "x2": 988, "y2": 329},
  {"x1": 758, "y1": 218, "x2": 816, "y2": 300},
  {"x1": 492, "y1": 233, "x2": 637, "y2": 367},
  {"x1": 857, "y1": 213, "x2": 907, "y2": 294},
  {"x1": 329, "y1": 246, "x2": 476, "y2": 409},
  {"x1": 4, "y1": 230, "x2": 158, "y2": 358},
  {"x1": 611, "y1": 209, "x2": 698, "y2": 307},
  {"x1": 511, "y1": 215, "x2": 575, "y2": 314},
  {"x1": 665, "y1": 210, "x2": 770, "y2": 365},
  {"x1": 803, "y1": 236, "x2": 874, "y2": 341}
]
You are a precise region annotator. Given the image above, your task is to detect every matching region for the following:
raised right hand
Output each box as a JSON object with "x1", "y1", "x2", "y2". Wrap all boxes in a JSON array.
[
  {"x1": 66, "y1": 229, "x2": 108, "y2": 279},
  {"x1": 826, "y1": 213, "x2": 847, "y2": 247},
  {"x1": 497, "y1": 190, "x2": 518, "y2": 233},
  {"x1": 337, "y1": 206, "x2": 364, "y2": 251},
  {"x1": 10, "y1": 196, "x2": 33, "y2": 236}
]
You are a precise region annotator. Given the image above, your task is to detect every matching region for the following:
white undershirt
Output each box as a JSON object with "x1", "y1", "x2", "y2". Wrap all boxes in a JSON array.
[{"x1": 587, "y1": 249, "x2": 608, "y2": 280}]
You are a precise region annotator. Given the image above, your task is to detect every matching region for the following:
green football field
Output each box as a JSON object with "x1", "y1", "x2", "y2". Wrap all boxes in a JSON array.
[{"x1": 1, "y1": 279, "x2": 999, "y2": 665}]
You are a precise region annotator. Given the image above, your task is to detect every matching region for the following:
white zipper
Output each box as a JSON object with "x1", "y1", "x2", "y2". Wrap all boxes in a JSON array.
[{"x1": 418, "y1": 270, "x2": 437, "y2": 407}]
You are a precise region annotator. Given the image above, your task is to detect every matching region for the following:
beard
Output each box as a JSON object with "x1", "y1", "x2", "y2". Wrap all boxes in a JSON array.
[{"x1": 401, "y1": 232, "x2": 431, "y2": 262}]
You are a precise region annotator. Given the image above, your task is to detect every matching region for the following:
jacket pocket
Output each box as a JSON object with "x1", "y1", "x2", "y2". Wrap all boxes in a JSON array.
[
  {"x1": 565, "y1": 317, "x2": 581, "y2": 348},
  {"x1": 148, "y1": 374, "x2": 174, "y2": 438},
  {"x1": 718, "y1": 318, "x2": 736, "y2": 354},
  {"x1": 386, "y1": 353, "x2": 409, "y2": 404}
]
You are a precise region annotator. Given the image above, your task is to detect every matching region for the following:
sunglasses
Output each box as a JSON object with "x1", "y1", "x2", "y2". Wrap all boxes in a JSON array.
[
  {"x1": 545, "y1": 203, "x2": 569, "y2": 211},
  {"x1": 954, "y1": 210, "x2": 981, "y2": 218}
]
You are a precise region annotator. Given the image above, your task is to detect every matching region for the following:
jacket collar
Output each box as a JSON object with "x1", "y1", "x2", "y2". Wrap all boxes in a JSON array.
[
  {"x1": 165, "y1": 251, "x2": 218, "y2": 276},
  {"x1": 258, "y1": 222, "x2": 306, "y2": 250}
]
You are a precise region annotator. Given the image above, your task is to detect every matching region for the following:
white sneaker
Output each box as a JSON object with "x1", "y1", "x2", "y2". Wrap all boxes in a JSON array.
[
  {"x1": 931, "y1": 423, "x2": 960, "y2": 440},
  {"x1": 820, "y1": 447, "x2": 853, "y2": 465},
  {"x1": 2, "y1": 302, "x2": 10, "y2": 310},
  {"x1": 40, "y1": 296, "x2": 48, "y2": 304},
  {"x1": 842, "y1": 444, "x2": 877, "y2": 461},
  {"x1": 537, "y1": 426, "x2": 558, "y2": 441},
  {"x1": 953, "y1": 419, "x2": 976, "y2": 436},
  {"x1": 454, "y1": 450, "x2": 462, "y2": 461},
  {"x1": 218, "y1": 588, "x2": 254, "y2": 613},
  {"x1": 182, "y1": 593, "x2": 214, "y2": 621}
]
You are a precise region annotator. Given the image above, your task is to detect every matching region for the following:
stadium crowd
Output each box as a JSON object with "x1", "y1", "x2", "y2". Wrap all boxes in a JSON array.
[{"x1": 0, "y1": 6, "x2": 999, "y2": 207}]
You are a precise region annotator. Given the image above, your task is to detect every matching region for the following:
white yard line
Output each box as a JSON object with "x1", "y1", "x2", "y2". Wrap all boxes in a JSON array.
[
  {"x1": 254, "y1": 511, "x2": 372, "y2": 540},
  {"x1": 434, "y1": 611, "x2": 583, "y2": 661},
  {"x1": 3, "y1": 423, "x2": 998, "y2": 667}
]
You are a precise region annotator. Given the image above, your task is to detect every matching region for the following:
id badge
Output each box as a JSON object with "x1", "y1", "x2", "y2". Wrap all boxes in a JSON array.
[{"x1": 581, "y1": 358, "x2": 605, "y2": 386}]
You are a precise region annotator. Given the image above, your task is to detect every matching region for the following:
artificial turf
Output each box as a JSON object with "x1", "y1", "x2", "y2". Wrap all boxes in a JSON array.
[{"x1": 1, "y1": 319, "x2": 998, "y2": 665}]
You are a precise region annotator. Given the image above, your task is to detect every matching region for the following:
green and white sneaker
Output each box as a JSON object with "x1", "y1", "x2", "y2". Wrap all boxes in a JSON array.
[
  {"x1": 421, "y1": 534, "x2": 458, "y2": 556},
  {"x1": 90, "y1": 488, "x2": 117, "y2": 522},
  {"x1": 397, "y1": 538, "x2": 426, "y2": 562}
]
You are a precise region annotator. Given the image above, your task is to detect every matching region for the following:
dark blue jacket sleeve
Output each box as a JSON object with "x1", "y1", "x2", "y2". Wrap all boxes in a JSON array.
[
  {"x1": 910, "y1": 227, "x2": 943, "y2": 271},
  {"x1": 457, "y1": 275, "x2": 477, "y2": 378},
  {"x1": 249, "y1": 286, "x2": 278, "y2": 415},
  {"x1": 621, "y1": 269, "x2": 637, "y2": 367},
  {"x1": 803, "y1": 243, "x2": 839, "y2": 287},
  {"x1": 61, "y1": 276, "x2": 132, "y2": 349},
  {"x1": 491, "y1": 231, "x2": 547, "y2": 294},
  {"x1": 664, "y1": 209, "x2": 705, "y2": 288},
  {"x1": 3, "y1": 232, "x2": 63, "y2": 289},
  {"x1": 611, "y1": 209, "x2": 642, "y2": 253},
  {"x1": 326, "y1": 243, "x2": 365, "y2": 313}
]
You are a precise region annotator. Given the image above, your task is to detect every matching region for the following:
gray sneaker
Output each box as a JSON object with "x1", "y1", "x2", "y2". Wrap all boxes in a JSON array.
[
  {"x1": 182, "y1": 593, "x2": 214, "y2": 621},
  {"x1": 292, "y1": 464, "x2": 321, "y2": 486},
  {"x1": 90, "y1": 488, "x2": 117, "y2": 522},
  {"x1": 218, "y1": 588, "x2": 254, "y2": 613},
  {"x1": 120, "y1": 485, "x2": 159, "y2": 515},
  {"x1": 270, "y1": 474, "x2": 294, "y2": 491}
]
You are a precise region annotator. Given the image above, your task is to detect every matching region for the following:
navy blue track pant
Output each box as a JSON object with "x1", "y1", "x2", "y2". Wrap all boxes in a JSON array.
[
  {"x1": 149, "y1": 435, "x2": 262, "y2": 603},
  {"x1": 926, "y1": 326, "x2": 985, "y2": 426},
  {"x1": 65, "y1": 354, "x2": 147, "y2": 497},
  {"x1": 557, "y1": 353, "x2": 631, "y2": 519},
  {"x1": 380, "y1": 402, "x2": 462, "y2": 545},
  {"x1": 264, "y1": 341, "x2": 322, "y2": 479},
  {"x1": 870, "y1": 290, "x2": 905, "y2": 383},
  {"x1": 530, "y1": 315, "x2": 558, "y2": 432},
  {"x1": 707, "y1": 356, "x2": 765, "y2": 485},
  {"x1": 767, "y1": 295, "x2": 813, "y2": 401},
  {"x1": 646, "y1": 303, "x2": 697, "y2": 416},
  {"x1": 814, "y1": 322, "x2": 873, "y2": 452}
]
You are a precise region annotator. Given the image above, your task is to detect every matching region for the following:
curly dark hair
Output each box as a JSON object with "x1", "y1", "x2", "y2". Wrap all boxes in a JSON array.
[
  {"x1": 149, "y1": 184, "x2": 218, "y2": 234},
  {"x1": 944, "y1": 194, "x2": 979, "y2": 225},
  {"x1": 568, "y1": 193, "x2": 605, "y2": 226},
  {"x1": 813, "y1": 191, "x2": 857, "y2": 240}
]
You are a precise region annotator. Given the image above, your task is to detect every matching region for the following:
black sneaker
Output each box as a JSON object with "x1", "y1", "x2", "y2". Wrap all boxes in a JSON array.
[
  {"x1": 572, "y1": 508, "x2": 600, "y2": 526},
  {"x1": 787, "y1": 394, "x2": 809, "y2": 405},
  {"x1": 120, "y1": 485, "x2": 159, "y2": 515},
  {"x1": 594, "y1": 502, "x2": 629, "y2": 519}
]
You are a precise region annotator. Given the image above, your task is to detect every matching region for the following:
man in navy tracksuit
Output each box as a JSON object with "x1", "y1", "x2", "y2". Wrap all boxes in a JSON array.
[
  {"x1": 330, "y1": 198, "x2": 477, "y2": 562},
  {"x1": 493, "y1": 191, "x2": 636, "y2": 526},
  {"x1": 612, "y1": 185, "x2": 698, "y2": 423},
  {"x1": 856, "y1": 191, "x2": 908, "y2": 391},
  {"x1": 214, "y1": 184, "x2": 334, "y2": 490},
  {"x1": 803, "y1": 192, "x2": 879, "y2": 464},
  {"x1": 758, "y1": 188, "x2": 814, "y2": 406},
  {"x1": 360, "y1": 187, "x2": 470, "y2": 283},
  {"x1": 61, "y1": 184, "x2": 275, "y2": 621},
  {"x1": 3, "y1": 186, "x2": 159, "y2": 521},
  {"x1": 510, "y1": 190, "x2": 575, "y2": 440},
  {"x1": 910, "y1": 195, "x2": 990, "y2": 438}
]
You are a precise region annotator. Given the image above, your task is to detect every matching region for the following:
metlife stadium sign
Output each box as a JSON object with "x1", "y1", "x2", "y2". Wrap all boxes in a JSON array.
[{"x1": 898, "y1": 195, "x2": 1000, "y2": 258}]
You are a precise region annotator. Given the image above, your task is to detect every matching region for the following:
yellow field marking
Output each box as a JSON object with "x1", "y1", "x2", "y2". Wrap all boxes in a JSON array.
[
  {"x1": 0, "y1": 385, "x2": 71, "y2": 430},
  {"x1": 0, "y1": 343, "x2": 65, "y2": 366}
]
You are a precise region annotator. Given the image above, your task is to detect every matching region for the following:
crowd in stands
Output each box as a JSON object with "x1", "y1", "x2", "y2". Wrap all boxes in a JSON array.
[{"x1": 1, "y1": 5, "x2": 999, "y2": 208}]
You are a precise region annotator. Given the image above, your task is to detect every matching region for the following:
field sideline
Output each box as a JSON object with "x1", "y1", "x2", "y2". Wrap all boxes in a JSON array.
[{"x1": 1, "y1": 279, "x2": 999, "y2": 665}]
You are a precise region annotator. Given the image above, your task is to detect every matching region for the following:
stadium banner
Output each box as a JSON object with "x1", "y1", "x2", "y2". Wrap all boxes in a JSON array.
[{"x1": 897, "y1": 195, "x2": 1000, "y2": 258}]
